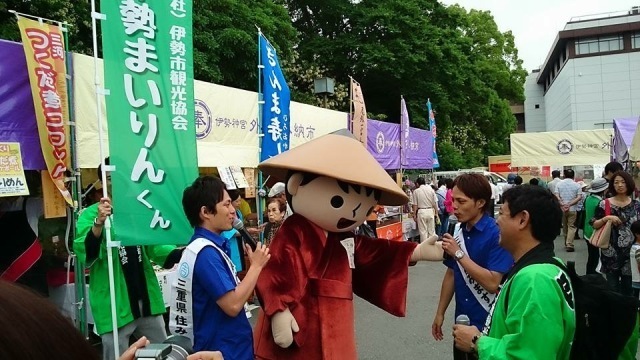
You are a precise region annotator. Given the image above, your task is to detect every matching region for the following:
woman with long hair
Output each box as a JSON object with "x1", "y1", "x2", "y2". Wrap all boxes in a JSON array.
[{"x1": 591, "y1": 171, "x2": 639, "y2": 296}]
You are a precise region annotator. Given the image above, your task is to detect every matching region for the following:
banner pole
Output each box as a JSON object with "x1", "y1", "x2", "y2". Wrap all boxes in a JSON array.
[
  {"x1": 256, "y1": 30, "x2": 264, "y2": 244},
  {"x1": 90, "y1": 0, "x2": 120, "y2": 358},
  {"x1": 60, "y1": 19, "x2": 88, "y2": 338}
]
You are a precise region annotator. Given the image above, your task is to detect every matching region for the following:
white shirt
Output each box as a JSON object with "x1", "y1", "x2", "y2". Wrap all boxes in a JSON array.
[
  {"x1": 412, "y1": 185, "x2": 438, "y2": 210},
  {"x1": 490, "y1": 183, "x2": 499, "y2": 200},
  {"x1": 548, "y1": 178, "x2": 561, "y2": 196},
  {"x1": 631, "y1": 243, "x2": 640, "y2": 283}
]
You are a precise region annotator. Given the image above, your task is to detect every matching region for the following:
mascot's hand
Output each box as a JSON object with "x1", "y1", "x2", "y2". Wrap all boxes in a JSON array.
[
  {"x1": 271, "y1": 308, "x2": 300, "y2": 348},
  {"x1": 410, "y1": 235, "x2": 444, "y2": 262}
]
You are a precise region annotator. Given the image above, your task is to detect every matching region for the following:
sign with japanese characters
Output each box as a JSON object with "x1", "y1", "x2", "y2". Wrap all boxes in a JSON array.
[
  {"x1": 102, "y1": 0, "x2": 198, "y2": 245},
  {"x1": 511, "y1": 129, "x2": 613, "y2": 167},
  {"x1": 0, "y1": 143, "x2": 29, "y2": 197},
  {"x1": 350, "y1": 78, "x2": 367, "y2": 147},
  {"x1": 259, "y1": 33, "x2": 290, "y2": 161},
  {"x1": 17, "y1": 16, "x2": 72, "y2": 205}
]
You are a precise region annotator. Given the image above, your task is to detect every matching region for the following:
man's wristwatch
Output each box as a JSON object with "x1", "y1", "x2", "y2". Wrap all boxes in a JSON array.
[
  {"x1": 454, "y1": 249, "x2": 465, "y2": 260},
  {"x1": 93, "y1": 217, "x2": 104, "y2": 227}
]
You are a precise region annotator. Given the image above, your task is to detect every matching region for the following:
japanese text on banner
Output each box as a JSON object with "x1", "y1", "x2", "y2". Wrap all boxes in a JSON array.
[
  {"x1": 101, "y1": 0, "x2": 198, "y2": 246},
  {"x1": 17, "y1": 16, "x2": 72, "y2": 204},
  {"x1": 0, "y1": 143, "x2": 29, "y2": 197},
  {"x1": 260, "y1": 34, "x2": 290, "y2": 161}
]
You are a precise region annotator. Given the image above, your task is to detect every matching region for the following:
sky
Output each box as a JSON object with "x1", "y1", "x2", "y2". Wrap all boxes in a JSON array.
[{"x1": 439, "y1": 0, "x2": 639, "y2": 72}]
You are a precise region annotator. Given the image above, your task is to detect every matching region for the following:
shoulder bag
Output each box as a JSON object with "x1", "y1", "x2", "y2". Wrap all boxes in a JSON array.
[{"x1": 589, "y1": 199, "x2": 611, "y2": 249}]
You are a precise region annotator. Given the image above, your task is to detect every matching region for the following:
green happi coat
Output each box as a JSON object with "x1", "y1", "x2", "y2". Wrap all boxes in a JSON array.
[
  {"x1": 477, "y1": 263, "x2": 576, "y2": 360},
  {"x1": 74, "y1": 203, "x2": 175, "y2": 335}
]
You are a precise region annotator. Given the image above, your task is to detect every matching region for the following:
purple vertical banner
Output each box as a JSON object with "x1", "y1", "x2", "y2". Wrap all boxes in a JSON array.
[
  {"x1": 406, "y1": 127, "x2": 433, "y2": 169},
  {"x1": 400, "y1": 97, "x2": 410, "y2": 166},
  {"x1": 427, "y1": 99, "x2": 440, "y2": 168},
  {"x1": 0, "y1": 40, "x2": 45, "y2": 170},
  {"x1": 367, "y1": 119, "x2": 400, "y2": 169}
]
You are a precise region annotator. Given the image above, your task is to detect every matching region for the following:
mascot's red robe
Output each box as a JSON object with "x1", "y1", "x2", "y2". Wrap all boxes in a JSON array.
[{"x1": 253, "y1": 214, "x2": 417, "y2": 360}]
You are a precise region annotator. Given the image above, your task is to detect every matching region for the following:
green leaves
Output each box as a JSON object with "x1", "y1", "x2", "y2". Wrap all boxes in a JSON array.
[{"x1": 0, "y1": 0, "x2": 526, "y2": 170}]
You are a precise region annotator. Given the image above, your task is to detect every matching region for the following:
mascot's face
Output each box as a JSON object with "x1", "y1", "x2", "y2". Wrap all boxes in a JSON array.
[{"x1": 288, "y1": 174, "x2": 377, "y2": 233}]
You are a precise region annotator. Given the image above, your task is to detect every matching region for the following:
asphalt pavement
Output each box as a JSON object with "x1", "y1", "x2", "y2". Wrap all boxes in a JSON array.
[{"x1": 249, "y1": 233, "x2": 604, "y2": 359}]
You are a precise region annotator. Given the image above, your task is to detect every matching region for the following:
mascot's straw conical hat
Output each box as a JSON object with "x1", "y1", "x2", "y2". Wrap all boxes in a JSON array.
[{"x1": 259, "y1": 129, "x2": 408, "y2": 205}]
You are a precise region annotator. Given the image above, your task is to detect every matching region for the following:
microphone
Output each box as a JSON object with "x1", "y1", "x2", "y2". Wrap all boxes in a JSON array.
[
  {"x1": 233, "y1": 218, "x2": 258, "y2": 251},
  {"x1": 455, "y1": 314, "x2": 471, "y2": 359},
  {"x1": 455, "y1": 314, "x2": 471, "y2": 326}
]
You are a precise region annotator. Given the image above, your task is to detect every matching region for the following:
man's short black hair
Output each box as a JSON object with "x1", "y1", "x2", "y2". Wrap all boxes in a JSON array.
[
  {"x1": 529, "y1": 178, "x2": 539, "y2": 186},
  {"x1": 551, "y1": 170, "x2": 560, "y2": 179},
  {"x1": 631, "y1": 220, "x2": 640, "y2": 237},
  {"x1": 563, "y1": 169, "x2": 575, "y2": 179},
  {"x1": 416, "y1": 177, "x2": 426, "y2": 186},
  {"x1": 501, "y1": 185, "x2": 562, "y2": 243},
  {"x1": 514, "y1": 176, "x2": 523, "y2": 185},
  {"x1": 182, "y1": 176, "x2": 226, "y2": 228},
  {"x1": 605, "y1": 162, "x2": 624, "y2": 176},
  {"x1": 438, "y1": 179, "x2": 445, "y2": 188}
]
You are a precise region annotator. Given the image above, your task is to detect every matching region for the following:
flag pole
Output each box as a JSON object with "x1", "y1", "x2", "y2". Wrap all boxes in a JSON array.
[
  {"x1": 256, "y1": 29, "x2": 264, "y2": 244},
  {"x1": 91, "y1": 0, "x2": 120, "y2": 358},
  {"x1": 59, "y1": 17, "x2": 89, "y2": 338}
]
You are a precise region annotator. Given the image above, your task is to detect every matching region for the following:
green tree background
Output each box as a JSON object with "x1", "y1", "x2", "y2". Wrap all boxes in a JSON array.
[{"x1": 0, "y1": 0, "x2": 527, "y2": 170}]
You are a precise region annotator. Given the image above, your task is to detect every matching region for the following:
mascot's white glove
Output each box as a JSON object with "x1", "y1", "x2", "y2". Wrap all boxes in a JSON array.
[
  {"x1": 410, "y1": 235, "x2": 444, "y2": 262},
  {"x1": 271, "y1": 308, "x2": 300, "y2": 348}
]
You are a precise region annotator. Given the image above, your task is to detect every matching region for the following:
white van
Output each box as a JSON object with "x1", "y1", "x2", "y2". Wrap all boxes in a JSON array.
[{"x1": 431, "y1": 169, "x2": 508, "y2": 202}]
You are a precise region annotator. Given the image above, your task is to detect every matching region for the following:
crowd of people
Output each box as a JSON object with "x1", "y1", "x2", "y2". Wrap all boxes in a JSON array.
[{"x1": 2, "y1": 160, "x2": 640, "y2": 359}]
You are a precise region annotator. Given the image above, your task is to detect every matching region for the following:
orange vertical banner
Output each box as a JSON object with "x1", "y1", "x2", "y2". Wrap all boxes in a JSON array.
[{"x1": 17, "y1": 16, "x2": 72, "y2": 205}]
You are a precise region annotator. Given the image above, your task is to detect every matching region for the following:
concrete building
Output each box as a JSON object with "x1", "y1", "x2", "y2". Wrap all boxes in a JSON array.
[{"x1": 524, "y1": 7, "x2": 640, "y2": 132}]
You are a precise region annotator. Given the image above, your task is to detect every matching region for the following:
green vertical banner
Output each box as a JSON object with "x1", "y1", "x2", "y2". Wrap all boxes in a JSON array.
[{"x1": 102, "y1": 0, "x2": 198, "y2": 245}]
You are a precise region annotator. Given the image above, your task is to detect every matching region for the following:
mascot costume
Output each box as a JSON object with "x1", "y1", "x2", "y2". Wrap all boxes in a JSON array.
[{"x1": 253, "y1": 130, "x2": 442, "y2": 359}]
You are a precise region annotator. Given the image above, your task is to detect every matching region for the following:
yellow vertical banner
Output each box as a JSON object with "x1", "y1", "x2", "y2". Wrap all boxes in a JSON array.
[
  {"x1": 350, "y1": 78, "x2": 368, "y2": 147},
  {"x1": 17, "y1": 16, "x2": 72, "y2": 205}
]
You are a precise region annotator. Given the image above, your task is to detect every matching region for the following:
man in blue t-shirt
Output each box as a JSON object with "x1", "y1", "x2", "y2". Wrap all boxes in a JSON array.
[
  {"x1": 180, "y1": 176, "x2": 271, "y2": 359},
  {"x1": 432, "y1": 174, "x2": 513, "y2": 360}
]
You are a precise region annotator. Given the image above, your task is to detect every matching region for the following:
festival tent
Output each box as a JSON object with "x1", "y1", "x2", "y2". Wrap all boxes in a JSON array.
[
  {"x1": 510, "y1": 129, "x2": 613, "y2": 167},
  {"x1": 613, "y1": 117, "x2": 640, "y2": 163},
  {"x1": 71, "y1": 53, "x2": 348, "y2": 169},
  {"x1": 0, "y1": 38, "x2": 348, "y2": 169}
]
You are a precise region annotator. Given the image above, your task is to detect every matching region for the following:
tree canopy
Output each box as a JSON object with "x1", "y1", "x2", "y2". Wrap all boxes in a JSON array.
[{"x1": 0, "y1": 0, "x2": 527, "y2": 170}]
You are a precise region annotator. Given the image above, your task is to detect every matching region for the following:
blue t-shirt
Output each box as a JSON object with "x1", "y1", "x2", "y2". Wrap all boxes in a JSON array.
[
  {"x1": 443, "y1": 214, "x2": 513, "y2": 329},
  {"x1": 191, "y1": 227, "x2": 253, "y2": 360},
  {"x1": 220, "y1": 210, "x2": 244, "y2": 271}
]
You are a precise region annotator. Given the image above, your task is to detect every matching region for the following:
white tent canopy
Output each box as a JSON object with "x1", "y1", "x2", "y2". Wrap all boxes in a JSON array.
[
  {"x1": 72, "y1": 53, "x2": 348, "y2": 168},
  {"x1": 510, "y1": 129, "x2": 613, "y2": 167}
]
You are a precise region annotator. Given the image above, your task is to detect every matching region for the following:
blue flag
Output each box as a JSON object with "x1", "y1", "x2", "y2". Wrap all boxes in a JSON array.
[
  {"x1": 427, "y1": 99, "x2": 440, "y2": 168},
  {"x1": 260, "y1": 34, "x2": 290, "y2": 161}
]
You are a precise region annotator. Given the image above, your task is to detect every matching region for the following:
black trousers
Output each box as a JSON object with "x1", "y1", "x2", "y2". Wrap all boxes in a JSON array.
[
  {"x1": 454, "y1": 344, "x2": 477, "y2": 360},
  {"x1": 585, "y1": 240, "x2": 600, "y2": 275}
]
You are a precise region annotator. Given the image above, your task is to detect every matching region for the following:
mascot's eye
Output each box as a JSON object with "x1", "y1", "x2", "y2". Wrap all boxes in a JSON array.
[{"x1": 330, "y1": 196, "x2": 344, "y2": 208}]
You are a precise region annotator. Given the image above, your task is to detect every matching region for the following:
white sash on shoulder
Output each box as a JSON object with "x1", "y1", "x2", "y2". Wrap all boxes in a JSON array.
[
  {"x1": 453, "y1": 224, "x2": 495, "y2": 313},
  {"x1": 169, "y1": 237, "x2": 251, "y2": 345}
]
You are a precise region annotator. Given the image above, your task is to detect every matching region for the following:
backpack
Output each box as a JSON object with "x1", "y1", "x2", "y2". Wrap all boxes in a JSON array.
[{"x1": 505, "y1": 259, "x2": 639, "y2": 360}]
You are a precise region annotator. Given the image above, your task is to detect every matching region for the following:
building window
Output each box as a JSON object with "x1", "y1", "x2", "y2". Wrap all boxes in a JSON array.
[
  {"x1": 633, "y1": 32, "x2": 640, "y2": 49},
  {"x1": 575, "y1": 35, "x2": 623, "y2": 55}
]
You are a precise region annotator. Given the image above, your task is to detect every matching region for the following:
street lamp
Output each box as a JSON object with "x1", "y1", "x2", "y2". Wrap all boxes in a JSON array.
[{"x1": 313, "y1": 77, "x2": 335, "y2": 108}]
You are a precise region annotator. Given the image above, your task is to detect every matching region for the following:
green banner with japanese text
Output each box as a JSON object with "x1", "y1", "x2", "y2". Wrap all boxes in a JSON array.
[{"x1": 102, "y1": 0, "x2": 198, "y2": 245}]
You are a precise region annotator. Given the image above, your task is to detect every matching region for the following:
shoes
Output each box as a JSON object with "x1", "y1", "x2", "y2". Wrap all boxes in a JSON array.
[{"x1": 565, "y1": 245, "x2": 575, "y2": 252}]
